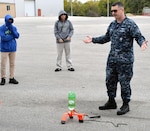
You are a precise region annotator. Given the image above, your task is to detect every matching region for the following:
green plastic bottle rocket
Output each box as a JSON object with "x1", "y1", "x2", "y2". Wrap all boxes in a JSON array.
[{"x1": 68, "y1": 92, "x2": 76, "y2": 111}]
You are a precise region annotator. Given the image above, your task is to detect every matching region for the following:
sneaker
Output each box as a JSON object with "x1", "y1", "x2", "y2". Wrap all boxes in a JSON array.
[
  {"x1": 99, "y1": 98, "x2": 117, "y2": 110},
  {"x1": 0, "y1": 78, "x2": 6, "y2": 85},
  {"x1": 117, "y1": 103, "x2": 129, "y2": 115},
  {"x1": 68, "y1": 68, "x2": 75, "y2": 71},
  {"x1": 55, "y1": 68, "x2": 62, "y2": 72},
  {"x1": 9, "y1": 78, "x2": 19, "y2": 84}
]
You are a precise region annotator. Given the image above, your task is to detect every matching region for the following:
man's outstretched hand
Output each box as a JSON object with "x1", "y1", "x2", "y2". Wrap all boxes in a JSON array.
[
  {"x1": 83, "y1": 36, "x2": 92, "y2": 44},
  {"x1": 141, "y1": 41, "x2": 148, "y2": 50}
]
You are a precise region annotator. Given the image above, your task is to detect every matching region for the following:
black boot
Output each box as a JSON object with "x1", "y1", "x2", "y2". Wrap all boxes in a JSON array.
[
  {"x1": 117, "y1": 102, "x2": 129, "y2": 115},
  {"x1": 9, "y1": 78, "x2": 19, "y2": 84},
  {"x1": 99, "y1": 98, "x2": 117, "y2": 110},
  {"x1": 0, "y1": 78, "x2": 6, "y2": 85}
]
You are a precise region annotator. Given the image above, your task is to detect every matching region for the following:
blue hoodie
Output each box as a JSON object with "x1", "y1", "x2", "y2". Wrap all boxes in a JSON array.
[{"x1": 0, "y1": 14, "x2": 19, "y2": 52}]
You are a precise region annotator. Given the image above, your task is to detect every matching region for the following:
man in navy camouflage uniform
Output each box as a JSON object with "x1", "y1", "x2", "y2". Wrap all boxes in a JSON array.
[{"x1": 83, "y1": 1, "x2": 148, "y2": 115}]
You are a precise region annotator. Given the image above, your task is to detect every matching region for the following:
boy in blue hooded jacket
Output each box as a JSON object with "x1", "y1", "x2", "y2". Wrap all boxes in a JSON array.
[{"x1": 0, "y1": 14, "x2": 19, "y2": 85}]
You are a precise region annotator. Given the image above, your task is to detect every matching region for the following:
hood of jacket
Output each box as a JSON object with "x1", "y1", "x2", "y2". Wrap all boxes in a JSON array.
[
  {"x1": 58, "y1": 10, "x2": 68, "y2": 21},
  {"x1": 5, "y1": 14, "x2": 14, "y2": 27}
]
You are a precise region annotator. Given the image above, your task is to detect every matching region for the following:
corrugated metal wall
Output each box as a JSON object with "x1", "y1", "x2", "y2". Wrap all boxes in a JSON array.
[{"x1": 0, "y1": 0, "x2": 64, "y2": 17}]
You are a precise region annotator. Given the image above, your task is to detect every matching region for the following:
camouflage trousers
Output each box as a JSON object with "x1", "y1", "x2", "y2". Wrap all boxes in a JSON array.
[{"x1": 106, "y1": 62, "x2": 133, "y2": 102}]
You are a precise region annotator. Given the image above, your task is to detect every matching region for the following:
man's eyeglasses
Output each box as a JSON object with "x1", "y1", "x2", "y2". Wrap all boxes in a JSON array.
[{"x1": 111, "y1": 10, "x2": 118, "y2": 13}]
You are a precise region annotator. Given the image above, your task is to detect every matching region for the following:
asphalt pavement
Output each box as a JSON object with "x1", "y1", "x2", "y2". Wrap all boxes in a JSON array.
[{"x1": 0, "y1": 16, "x2": 150, "y2": 131}]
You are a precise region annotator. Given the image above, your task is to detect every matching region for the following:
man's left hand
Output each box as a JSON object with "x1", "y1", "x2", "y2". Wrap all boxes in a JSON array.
[{"x1": 141, "y1": 41, "x2": 148, "y2": 50}]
